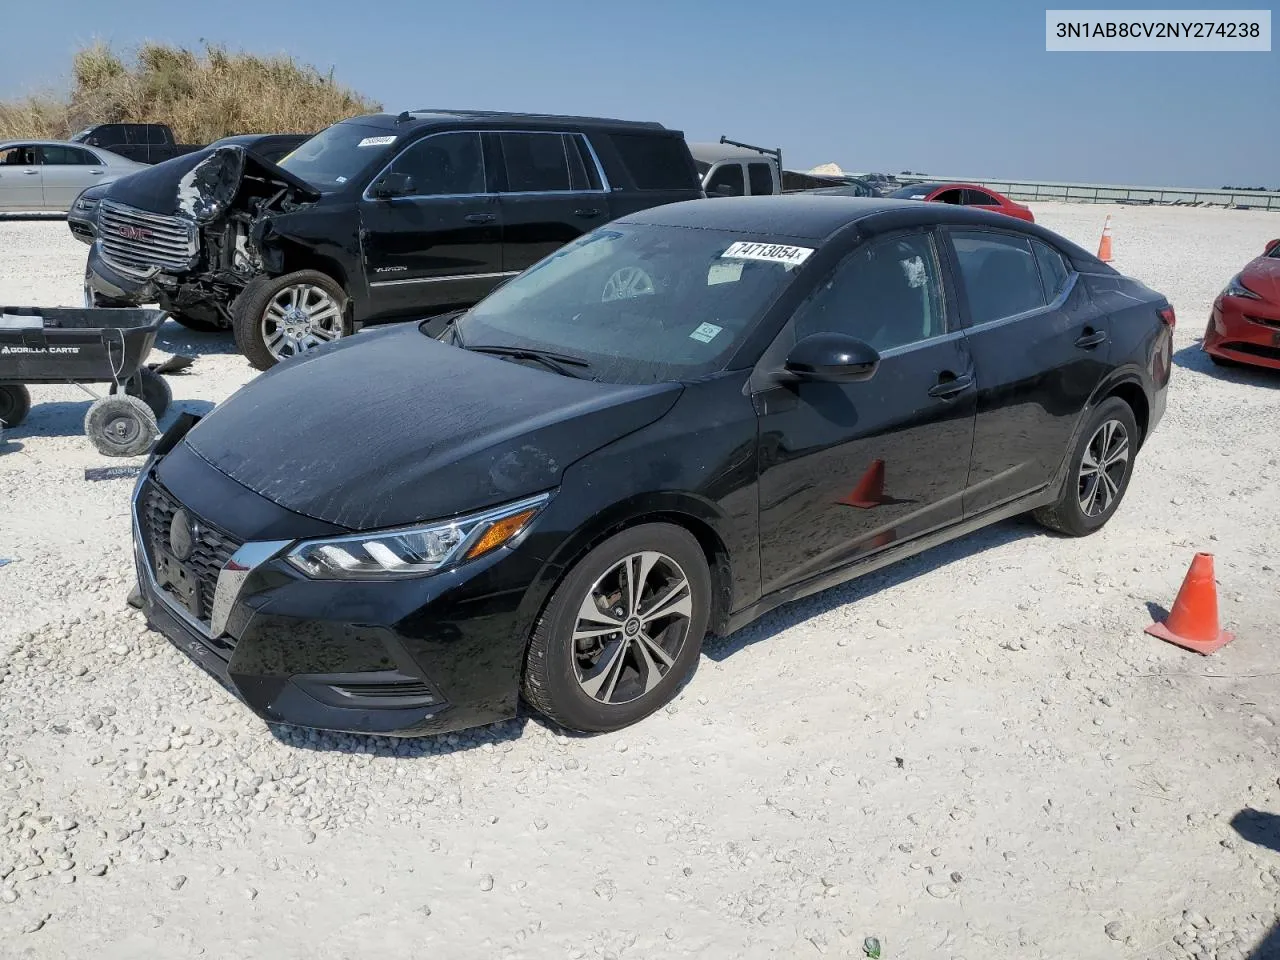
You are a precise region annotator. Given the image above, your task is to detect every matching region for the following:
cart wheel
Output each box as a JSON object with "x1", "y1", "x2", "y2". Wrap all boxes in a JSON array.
[
  {"x1": 84, "y1": 395, "x2": 158, "y2": 458},
  {"x1": 123, "y1": 368, "x2": 172, "y2": 419},
  {"x1": 0, "y1": 384, "x2": 31, "y2": 428}
]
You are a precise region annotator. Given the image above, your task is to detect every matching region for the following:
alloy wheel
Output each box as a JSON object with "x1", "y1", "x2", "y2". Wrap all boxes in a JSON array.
[
  {"x1": 1078, "y1": 418, "x2": 1130, "y2": 517},
  {"x1": 261, "y1": 284, "x2": 344, "y2": 361},
  {"x1": 572, "y1": 551, "x2": 693, "y2": 705}
]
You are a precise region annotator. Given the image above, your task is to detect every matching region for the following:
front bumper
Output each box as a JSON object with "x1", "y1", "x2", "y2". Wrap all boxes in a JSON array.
[
  {"x1": 1203, "y1": 296, "x2": 1280, "y2": 370},
  {"x1": 131, "y1": 422, "x2": 559, "y2": 737},
  {"x1": 85, "y1": 242, "x2": 161, "y2": 306}
]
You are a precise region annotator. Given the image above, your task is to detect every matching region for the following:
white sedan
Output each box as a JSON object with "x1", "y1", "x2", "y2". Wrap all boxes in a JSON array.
[{"x1": 0, "y1": 140, "x2": 146, "y2": 213}]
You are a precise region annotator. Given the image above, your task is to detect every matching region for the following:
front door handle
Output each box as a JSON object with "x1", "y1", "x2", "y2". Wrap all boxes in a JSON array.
[
  {"x1": 89, "y1": 169, "x2": 105, "y2": 175},
  {"x1": 23, "y1": 169, "x2": 39, "y2": 176},
  {"x1": 928, "y1": 372, "x2": 974, "y2": 399},
  {"x1": 1075, "y1": 328, "x2": 1107, "y2": 349},
  {"x1": 464, "y1": 213, "x2": 496, "y2": 224},
  {"x1": 573, "y1": 208, "x2": 600, "y2": 218}
]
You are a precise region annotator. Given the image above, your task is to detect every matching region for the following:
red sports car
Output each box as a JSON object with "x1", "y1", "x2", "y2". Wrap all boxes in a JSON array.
[
  {"x1": 1202, "y1": 238, "x2": 1280, "y2": 370},
  {"x1": 886, "y1": 181, "x2": 1035, "y2": 223}
]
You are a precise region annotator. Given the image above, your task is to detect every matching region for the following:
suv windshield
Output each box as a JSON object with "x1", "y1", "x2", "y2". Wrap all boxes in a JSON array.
[
  {"x1": 453, "y1": 223, "x2": 810, "y2": 383},
  {"x1": 276, "y1": 122, "x2": 397, "y2": 191}
]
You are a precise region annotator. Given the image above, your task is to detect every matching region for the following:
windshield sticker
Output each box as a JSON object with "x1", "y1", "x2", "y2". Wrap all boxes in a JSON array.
[
  {"x1": 721, "y1": 241, "x2": 814, "y2": 267},
  {"x1": 358, "y1": 136, "x2": 397, "y2": 147},
  {"x1": 689, "y1": 322, "x2": 723, "y2": 344},
  {"x1": 334, "y1": 176, "x2": 348, "y2": 184},
  {"x1": 707, "y1": 261, "x2": 743, "y2": 285},
  {"x1": 909, "y1": 194, "x2": 927, "y2": 200}
]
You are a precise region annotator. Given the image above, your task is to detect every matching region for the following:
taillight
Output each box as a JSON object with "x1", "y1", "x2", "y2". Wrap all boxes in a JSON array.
[{"x1": 1159, "y1": 306, "x2": 1176, "y2": 330}]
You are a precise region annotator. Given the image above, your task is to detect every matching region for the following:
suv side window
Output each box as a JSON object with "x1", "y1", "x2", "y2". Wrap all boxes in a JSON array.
[
  {"x1": 794, "y1": 231, "x2": 947, "y2": 352},
  {"x1": 387, "y1": 132, "x2": 485, "y2": 196},
  {"x1": 1032, "y1": 239, "x2": 1071, "y2": 300},
  {"x1": 500, "y1": 132, "x2": 581, "y2": 193},
  {"x1": 747, "y1": 162, "x2": 774, "y2": 196},
  {"x1": 705, "y1": 163, "x2": 744, "y2": 196},
  {"x1": 609, "y1": 133, "x2": 692, "y2": 190},
  {"x1": 951, "y1": 231, "x2": 1045, "y2": 325}
]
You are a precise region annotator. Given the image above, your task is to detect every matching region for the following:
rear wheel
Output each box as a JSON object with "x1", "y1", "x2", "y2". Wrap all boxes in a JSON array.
[
  {"x1": 232, "y1": 270, "x2": 348, "y2": 371},
  {"x1": 0, "y1": 384, "x2": 31, "y2": 428},
  {"x1": 522, "y1": 524, "x2": 711, "y2": 733},
  {"x1": 1033, "y1": 396, "x2": 1138, "y2": 537},
  {"x1": 119, "y1": 368, "x2": 171, "y2": 419}
]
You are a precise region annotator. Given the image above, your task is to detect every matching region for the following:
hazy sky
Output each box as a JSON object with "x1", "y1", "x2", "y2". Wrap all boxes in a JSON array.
[{"x1": 2, "y1": 0, "x2": 1275, "y2": 188}]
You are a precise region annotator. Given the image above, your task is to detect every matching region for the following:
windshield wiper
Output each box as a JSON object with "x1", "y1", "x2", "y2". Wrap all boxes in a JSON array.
[{"x1": 465, "y1": 344, "x2": 591, "y2": 379}]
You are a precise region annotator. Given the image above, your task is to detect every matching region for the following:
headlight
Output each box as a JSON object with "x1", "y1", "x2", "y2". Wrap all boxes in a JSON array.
[
  {"x1": 1222, "y1": 274, "x2": 1261, "y2": 300},
  {"x1": 285, "y1": 492, "x2": 550, "y2": 580},
  {"x1": 74, "y1": 196, "x2": 100, "y2": 213}
]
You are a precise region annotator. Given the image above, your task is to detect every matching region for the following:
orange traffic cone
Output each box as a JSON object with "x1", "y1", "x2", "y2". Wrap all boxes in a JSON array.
[
  {"x1": 839, "y1": 459, "x2": 885, "y2": 509},
  {"x1": 1096, "y1": 215, "x2": 1114, "y2": 262},
  {"x1": 1145, "y1": 553, "x2": 1235, "y2": 655}
]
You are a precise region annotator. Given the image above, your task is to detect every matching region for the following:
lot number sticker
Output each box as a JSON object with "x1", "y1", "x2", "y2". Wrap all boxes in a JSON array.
[
  {"x1": 689, "y1": 322, "x2": 723, "y2": 343},
  {"x1": 358, "y1": 136, "x2": 397, "y2": 147},
  {"x1": 721, "y1": 241, "x2": 814, "y2": 267}
]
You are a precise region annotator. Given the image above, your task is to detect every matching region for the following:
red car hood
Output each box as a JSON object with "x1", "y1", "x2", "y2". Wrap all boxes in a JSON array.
[{"x1": 1241, "y1": 256, "x2": 1280, "y2": 303}]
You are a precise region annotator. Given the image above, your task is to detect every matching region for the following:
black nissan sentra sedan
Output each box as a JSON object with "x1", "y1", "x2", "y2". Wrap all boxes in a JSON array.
[{"x1": 131, "y1": 196, "x2": 1172, "y2": 736}]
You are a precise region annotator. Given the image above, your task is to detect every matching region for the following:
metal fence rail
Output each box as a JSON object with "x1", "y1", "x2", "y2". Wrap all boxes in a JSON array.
[{"x1": 862, "y1": 175, "x2": 1280, "y2": 211}]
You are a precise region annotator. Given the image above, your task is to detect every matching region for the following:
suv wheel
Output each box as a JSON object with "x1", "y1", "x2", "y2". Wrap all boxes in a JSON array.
[
  {"x1": 1033, "y1": 396, "x2": 1139, "y2": 537},
  {"x1": 232, "y1": 270, "x2": 348, "y2": 371},
  {"x1": 522, "y1": 524, "x2": 711, "y2": 733}
]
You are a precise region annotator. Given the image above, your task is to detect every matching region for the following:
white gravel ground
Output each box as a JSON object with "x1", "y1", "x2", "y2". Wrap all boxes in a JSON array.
[{"x1": 1, "y1": 204, "x2": 1279, "y2": 960}]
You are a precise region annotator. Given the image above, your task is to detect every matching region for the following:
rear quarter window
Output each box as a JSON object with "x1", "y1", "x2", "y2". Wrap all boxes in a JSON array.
[{"x1": 606, "y1": 134, "x2": 698, "y2": 191}]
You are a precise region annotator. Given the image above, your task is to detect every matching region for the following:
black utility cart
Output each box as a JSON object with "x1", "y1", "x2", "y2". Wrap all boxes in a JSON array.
[{"x1": 0, "y1": 307, "x2": 172, "y2": 457}]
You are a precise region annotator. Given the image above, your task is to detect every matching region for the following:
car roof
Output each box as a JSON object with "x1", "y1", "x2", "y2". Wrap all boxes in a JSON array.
[
  {"x1": 617, "y1": 195, "x2": 1103, "y2": 262},
  {"x1": 342, "y1": 109, "x2": 674, "y2": 135}
]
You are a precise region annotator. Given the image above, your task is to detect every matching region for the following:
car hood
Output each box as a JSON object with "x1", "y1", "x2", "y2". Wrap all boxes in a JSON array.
[
  {"x1": 101, "y1": 144, "x2": 319, "y2": 222},
  {"x1": 182, "y1": 324, "x2": 683, "y2": 530},
  {"x1": 1242, "y1": 255, "x2": 1280, "y2": 303}
]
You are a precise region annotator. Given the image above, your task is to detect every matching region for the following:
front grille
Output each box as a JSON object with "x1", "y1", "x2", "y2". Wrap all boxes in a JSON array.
[
  {"x1": 138, "y1": 480, "x2": 242, "y2": 631},
  {"x1": 99, "y1": 200, "x2": 198, "y2": 275}
]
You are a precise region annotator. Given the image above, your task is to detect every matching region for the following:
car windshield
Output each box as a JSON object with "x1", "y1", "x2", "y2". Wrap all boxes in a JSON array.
[
  {"x1": 276, "y1": 122, "x2": 396, "y2": 191},
  {"x1": 452, "y1": 223, "x2": 811, "y2": 383}
]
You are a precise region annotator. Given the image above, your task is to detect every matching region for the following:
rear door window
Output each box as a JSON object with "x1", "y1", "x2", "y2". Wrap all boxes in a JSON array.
[
  {"x1": 500, "y1": 132, "x2": 574, "y2": 193},
  {"x1": 1032, "y1": 240, "x2": 1072, "y2": 300},
  {"x1": 963, "y1": 188, "x2": 1000, "y2": 205},
  {"x1": 705, "y1": 163, "x2": 744, "y2": 196},
  {"x1": 950, "y1": 231, "x2": 1046, "y2": 325},
  {"x1": 747, "y1": 162, "x2": 775, "y2": 196}
]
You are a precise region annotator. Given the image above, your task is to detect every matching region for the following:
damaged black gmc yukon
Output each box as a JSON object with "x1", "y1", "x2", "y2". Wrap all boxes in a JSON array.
[{"x1": 85, "y1": 110, "x2": 705, "y2": 369}]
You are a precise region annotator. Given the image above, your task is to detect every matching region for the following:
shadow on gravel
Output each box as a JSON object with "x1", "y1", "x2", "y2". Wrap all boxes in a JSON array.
[
  {"x1": 705, "y1": 515, "x2": 1042, "y2": 662},
  {"x1": 1145, "y1": 601, "x2": 1171, "y2": 623},
  {"x1": 1173, "y1": 341, "x2": 1280, "y2": 385},
  {"x1": 1233, "y1": 808, "x2": 1280, "y2": 853},
  {"x1": 155, "y1": 320, "x2": 240, "y2": 357},
  {"x1": 1249, "y1": 926, "x2": 1280, "y2": 960},
  {"x1": 4, "y1": 397, "x2": 214, "y2": 441},
  {"x1": 266, "y1": 715, "x2": 533, "y2": 758}
]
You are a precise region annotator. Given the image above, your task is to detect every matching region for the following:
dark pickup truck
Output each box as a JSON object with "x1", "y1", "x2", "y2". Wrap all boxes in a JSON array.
[
  {"x1": 84, "y1": 109, "x2": 705, "y2": 369},
  {"x1": 70, "y1": 123, "x2": 204, "y2": 165}
]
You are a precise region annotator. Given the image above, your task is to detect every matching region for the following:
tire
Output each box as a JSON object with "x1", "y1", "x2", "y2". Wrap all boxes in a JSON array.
[
  {"x1": 116, "y1": 368, "x2": 172, "y2": 419},
  {"x1": 84, "y1": 395, "x2": 158, "y2": 458},
  {"x1": 522, "y1": 523, "x2": 712, "y2": 733},
  {"x1": 232, "y1": 270, "x2": 348, "y2": 371},
  {"x1": 1033, "y1": 396, "x2": 1139, "y2": 537},
  {"x1": 0, "y1": 384, "x2": 31, "y2": 428}
]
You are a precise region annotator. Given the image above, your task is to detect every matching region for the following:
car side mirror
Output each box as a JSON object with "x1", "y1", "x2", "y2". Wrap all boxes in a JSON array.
[
  {"x1": 783, "y1": 332, "x2": 880, "y2": 383},
  {"x1": 373, "y1": 171, "x2": 414, "y2": 199},
  {"x1": 1266, "y1": 238, "x2": 1280, "y2": 256}
]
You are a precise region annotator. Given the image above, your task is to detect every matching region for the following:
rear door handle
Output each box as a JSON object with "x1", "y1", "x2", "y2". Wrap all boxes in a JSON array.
[
  {"x1": 23, "y1": 169, "x2": 39, "y2": 176},
  {"x1": 464, "y1": 213, "x2": 496, "y2": 224},
  {"x1": 573, "y1": 208, "x2": 600, "y2": 218},
  {"x1": 1075, "y1": 329, "x2": 1107, "y2": 349},
  {"x1": 928, "y1": 373, "x2": 975, "y2": 399}
]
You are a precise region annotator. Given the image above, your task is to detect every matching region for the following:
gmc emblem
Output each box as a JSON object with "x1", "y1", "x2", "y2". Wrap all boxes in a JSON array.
[{"x1": 117, "y1": 225, "x2": 153, "y2": 241}]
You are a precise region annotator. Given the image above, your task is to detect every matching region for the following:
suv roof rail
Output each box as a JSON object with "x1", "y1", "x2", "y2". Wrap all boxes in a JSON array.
[{"x1": 406, "y1": 108, "x2": 666, "y2": 130}]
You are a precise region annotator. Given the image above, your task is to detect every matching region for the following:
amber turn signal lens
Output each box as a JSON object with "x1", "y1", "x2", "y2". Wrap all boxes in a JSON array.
[{"x1": 463, "y1": 508, "x2": 539, "y2": 560}]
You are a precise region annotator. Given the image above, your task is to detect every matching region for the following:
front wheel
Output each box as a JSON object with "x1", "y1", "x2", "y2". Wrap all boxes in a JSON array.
[
  {"x1": 232, "y1": 270, "x2": 348, "y2": 371},
  {"x1": 522, "y1": 524, "x2": 711, "y2": 733},
  {"x1": 0, "y1": 384, "x2": 31, "y2": 428},
  {"x1": 84, "y1": 395, "x2": 158, "y2": 458},
  {"x1": 1033, "y1": 396, "x2": 1139, "y2": 537}
]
